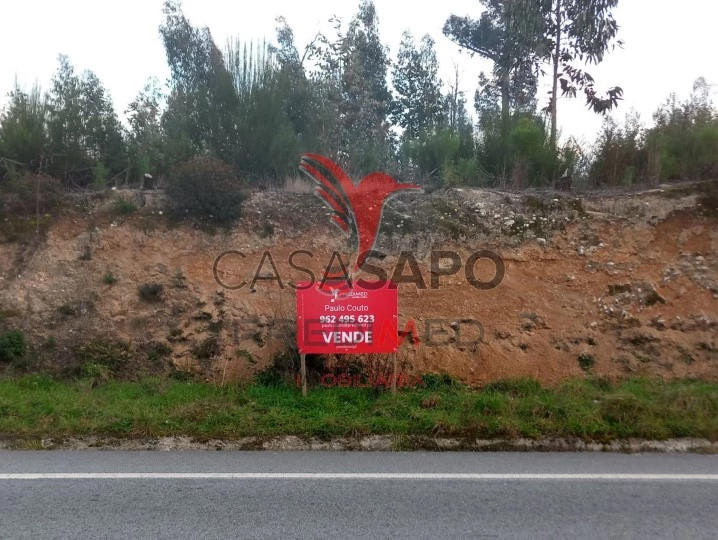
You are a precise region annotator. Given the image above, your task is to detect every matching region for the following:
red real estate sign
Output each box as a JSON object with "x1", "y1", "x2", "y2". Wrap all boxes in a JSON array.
[{"x1": 296, "y1": 281, "x2": 398, "y2": 354}]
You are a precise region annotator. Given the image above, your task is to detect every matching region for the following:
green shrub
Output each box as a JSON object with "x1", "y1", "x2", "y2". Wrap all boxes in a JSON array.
[
  {"x1": 254, "y1": 365, "x2": 287, "y2": 387},
  {"x1": 111, "y1": 195, "x2": 138, "y2": 214},
  {"x1": 578, "y1": 354, "x2": 596, "y2": 372},
  {"x1": 0, "y1": 330, "x2": 27, "y2": 362},
  {"x1": 421, "y1": 372, "x2": 459, "y2": 390},
  {"x1": 166, "y1": 156, "x2": 247, "y2": 224},
  {"x1": 74, "y1": 339, "x2": 131, "y2": 377},
  {"x1": 102, "y1": 272, "x2": 118, "y2": 285}
]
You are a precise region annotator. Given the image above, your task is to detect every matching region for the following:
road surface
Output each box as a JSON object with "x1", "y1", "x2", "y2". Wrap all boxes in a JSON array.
[{"x1": 0, "y1": 451, "x2": 716, "y2": 539}]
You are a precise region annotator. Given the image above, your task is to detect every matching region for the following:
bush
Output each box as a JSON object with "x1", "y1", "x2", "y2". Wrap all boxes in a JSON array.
[
  {"x1": 166, "y1": 156, "x2": 247, "y2": 224},
  {"x1": 0, "y1": 330, "x2": 27, "y2": 362},
  {"x1": 578, "y1": 354, "x2": 596, "y2": 372},
  {"x1": 102, "y1": 272, "x2": 118, "y2": 285},
  {"x1": 74, "y1": 339, "x2": 131, "y2": 378},
  {"x1": 138, "y1": 283, "x2": 164, "y2": 302},
  {"x1": 111, "y1": 195, "x2": 137, "y2": 215}
]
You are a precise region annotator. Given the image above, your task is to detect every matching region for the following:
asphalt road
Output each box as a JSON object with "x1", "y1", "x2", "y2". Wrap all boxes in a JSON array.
[{"x1": 0, "y1": 451, "x2": 716, "y2": 539}]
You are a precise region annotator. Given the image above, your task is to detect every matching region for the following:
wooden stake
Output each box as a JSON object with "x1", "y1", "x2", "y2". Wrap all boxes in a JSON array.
[
  {"x1": 300, "y1": 353, "x2": 307, "y2": 397},
  {"x1": 391, "y1": 353, "x2": 397, "y2": 395}
]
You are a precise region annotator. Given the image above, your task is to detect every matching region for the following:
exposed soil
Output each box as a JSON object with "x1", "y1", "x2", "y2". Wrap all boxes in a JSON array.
[
  {"x1": 1, "y1": 181, "x2": 717, "y2": 385},
  {"x1": 2, "y1": 435, "x2": 716, "y2": 454}
]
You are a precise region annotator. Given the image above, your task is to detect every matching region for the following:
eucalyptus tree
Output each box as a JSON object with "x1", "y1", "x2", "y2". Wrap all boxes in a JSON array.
[
  {"x1": 443, "y1": 0, "x2": 545, "y2": 148},
  {"x1": 339, "y1": 0, "x2": 392, "y2": 174},
  {"x1": 391, "y1": 31, "x2": 445, "y2": 139},
  {"x1": 538, "y1": 0, "x2": 624, "y2": 150},
  {"x1": 159, "y1": 0, "x2": 239, "y2": 164}
]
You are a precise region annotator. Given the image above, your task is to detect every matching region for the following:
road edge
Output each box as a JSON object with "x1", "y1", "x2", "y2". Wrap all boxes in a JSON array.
[{"x1": 1, "y1": 435, "x2": 717, "y2": 453}]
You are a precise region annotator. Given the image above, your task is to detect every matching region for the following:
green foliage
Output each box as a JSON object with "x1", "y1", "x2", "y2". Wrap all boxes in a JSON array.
[
  {"x1": 0, "y1": 377, "x2": 716, "y2": 442},
  {"x1": 0, "y1": 82, "x2": 47, "y2": 173},
  {"x1": 537, "y1": 0, "x2": 623, "y2": 148},
  {"x1": 443, "y1": 0, "x2": 545, "y2": 149},
  {"x1": 74, "y1": 339, "x2": 132, "y2": 382},
  {"x1": 166, "y1": 155, "x2": 247, "y2": 223},
  {"x1": 102, "y1": 272, "x2": 118, "y2": 285},
  {"x1": 589, "y1": 79, "x2": 718, "y2": 186},
  {"x1": 648, "y1": 79, "x2": 718, "y2": 181},
  {"x1": 92, "y1": 162, "x2": 108, "y2": 190},
  {"x1": 391, "y1": 32, "x2": 445, "y2": 138},
  {"x1": 254, "y1": 365, "x2": 288, "y2": 387},
  {"x1": 0, "y1": 330, "x2": 27, "y2": 363},
  {"x1": 46, "y1": 55, "x2": 126, "y2": 185},
  {"x1": 476, "y1": 113, "x2": 558, "y2": 187},
  {"x1": 403, "y1": 127, "x2": 477, "y2": 186},
  {"x1": 421, "y1": 372, "x2": 460, "y2": 390},
  {"x1": 126, "y1": 77, "x2": 164, "y2": 185},
  {"x1": 588, "y1": 113, "x2": 647, "y2": 187},
  {"x1": 111, "y1": 195, "x2": 138, "y2": 215}
]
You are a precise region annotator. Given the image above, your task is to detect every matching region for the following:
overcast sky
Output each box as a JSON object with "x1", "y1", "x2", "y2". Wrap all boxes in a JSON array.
[{"x1": 1, "y1": 0, "x2": 716, "y2": 146}]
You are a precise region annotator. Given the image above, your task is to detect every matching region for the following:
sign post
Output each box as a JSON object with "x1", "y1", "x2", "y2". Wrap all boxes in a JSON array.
[
  {"x1": 300, "y1": 353, "x2": 307, "y2": 397},
  {"x1": 296, "y1": 280, "x2": 399, "y2": 394}
]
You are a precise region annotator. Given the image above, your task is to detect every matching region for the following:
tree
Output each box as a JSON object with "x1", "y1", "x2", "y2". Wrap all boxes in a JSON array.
[
  {"x1": 45, "y1": 55, "x2": 125, "y2": 184},
  {"x1": 538, "y1": 0, "x2": 624, "y2": 151},
  {"x1": 474, "y1": 61, "x2": 537, "y2": 118},
  {"x1": 391, "y1": 32, "x2": 445, "y2": 139},
  {"x1": 126, "y1": 77, "x2": 165, "y2": 184},
  {"x1": 78, "y1": 70, "x2": 126, "y2": 175},
  {"x1": 444, "y1": 65, "x2": 474, "y2": 152},
  {"x1": 46, "y1": 55, "x2": 84, "y2": 179},
  {"x1": 0, "y1": 82, "x2": 47, "y2": 172},
  {"x1": 443, "y1": 0, "x2": 545, "y2": 152},
  {"x1": 159, "y1": 0, "x2": 239, "y2": 163},
  {"x1": 339, "y1": 0, "x2": 392, "y2": 174}
]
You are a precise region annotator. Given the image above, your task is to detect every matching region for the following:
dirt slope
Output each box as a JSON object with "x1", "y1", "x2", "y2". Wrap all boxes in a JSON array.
[{"x1": 1, "y1": 182, "x2": 716, "y2": 385}]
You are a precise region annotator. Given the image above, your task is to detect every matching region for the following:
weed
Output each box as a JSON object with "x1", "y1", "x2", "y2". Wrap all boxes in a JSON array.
[
  {"x1": 578, "y1": 354, "x2": 596, "y2": 372},
  {"x1": 139, "y1": 283, "x2": 164, "y2": 303},
  {"x1": 102, "y1": 272, "x2": 118, "y2": 285},
  {"x1": 207, "y1": 320, "x2": 223, "y2": 333},
  {"x1": 254, "y1": 365, "x2": 287, "y2": 387},
  {"x1": 142, "y1": 341, "x2": 173, "y2": 365},
  {"x1": 172, "y1": 270, "x2": 188, "y2": 289},
  {"x1": 258, "y1": 220, "x2": 275, "y2": 238},
  {"x1": 422, "y1": 373, "x2": 460, "y2": 390},
  {"x1": 191, "y1": 336, "x2": 220, "y2": 361},
  {"x1": 236, "y1": 349, "x2": 256, "y2": 365},
  {"x1": 73, "y1": 339, "x2": 131, "y2": 377},
  {"x1": 112, "y1": 195, "x2": 138, "y2": 215},
  {"x1": 0, "y1": 330, "x2": 27, "y2": 362},
  {"x1": 57, "y1": 304, "x2": 77, "y2": 317}
]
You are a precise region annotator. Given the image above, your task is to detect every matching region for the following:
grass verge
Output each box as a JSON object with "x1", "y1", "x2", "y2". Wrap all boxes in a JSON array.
[{"x1": 0, "y1": 376, "x2": 716, "y2": 442}]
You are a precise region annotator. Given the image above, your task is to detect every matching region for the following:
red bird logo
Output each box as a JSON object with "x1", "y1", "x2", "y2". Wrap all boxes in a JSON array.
[{"x1": 299, "y1": 154, "x2": 422, "y2": 273}]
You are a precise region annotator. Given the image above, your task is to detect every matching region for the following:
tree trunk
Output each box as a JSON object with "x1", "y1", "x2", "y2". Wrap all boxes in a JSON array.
[
  {"x1": 501, "y1": 68, "x2": 511, "y2": 175},
  {"x1": 550, "y1": 0, "x2": 562, "y2": 153}
]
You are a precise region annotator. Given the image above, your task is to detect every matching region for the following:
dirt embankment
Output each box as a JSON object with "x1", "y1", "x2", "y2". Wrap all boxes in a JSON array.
[{"x1": 1, "y1": 182, "x2": 717, "y2": 385}]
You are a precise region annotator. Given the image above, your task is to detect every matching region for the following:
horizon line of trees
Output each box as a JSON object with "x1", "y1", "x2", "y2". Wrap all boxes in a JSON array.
[{"x1": 1, "y1": 0, "x2": 717, "y2": 194}]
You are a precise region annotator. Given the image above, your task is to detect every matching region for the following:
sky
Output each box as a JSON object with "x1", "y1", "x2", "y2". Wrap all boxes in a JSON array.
[{"x1": 1, "y1": 0, "x2": 717, "y2": 147}]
